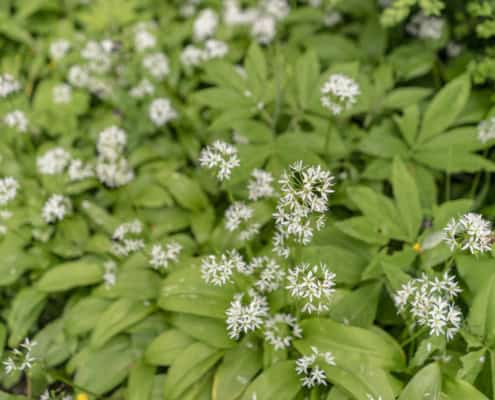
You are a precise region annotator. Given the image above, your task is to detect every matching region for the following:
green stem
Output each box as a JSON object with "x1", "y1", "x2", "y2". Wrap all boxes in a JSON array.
[
  {"x1": 27, "y1": 371, "x2": 32, "y2": 399},
  {"x1": 400, "y1": 327, "x2": 428, "y2": 347}
]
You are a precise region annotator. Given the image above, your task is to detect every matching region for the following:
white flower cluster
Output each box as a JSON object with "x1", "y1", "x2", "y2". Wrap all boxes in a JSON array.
[
  {"x1": 149, "y1": 98, "x2": 178, "y2": 127},
  {"x1": 0, "y1": 177, "x2": 19, "y2": 206},
  {"x1": 42, "y1": 194, "x2": 72, "y2": 223},
  {"x1": 3, "y1": 110, "x2": 28, "y2": 133},
  {"x1": 243, "y1": 256, "x2": 286, "y2": 293},
  {"x1": 264, "y1": 313, "x2": 302, "y2": 350},
  {"x1": 50, "y1": 39, "x2": 71, "y2": 61},
  {"x1": 68, "y1": 159, "x2": 94, "y2": 181},
  {"x1": 130, "y1": 79, "x2": 155, "y2": 98},
  {"x1": 478, "y1": 116, "x2": 495, "y2": 144},
  {"x1": 199, "y1": 140, "x2": 240, "y2": 181},
  {"x1": 0, "y1": 74, "x2": 21, "y2": 98},
  {"x1": 406, "y1": 12, "x2": 445, "y2": 40},
  {"x1": 3, "y1": 338, "x2": 37, "y2": 375},
  {"x1": 226, "y1": 289, "x2": 269, "y2": 339},
  {"x1": 224, "y1": 202, "x2": 260, "y2": 240},
  {"x1": 320, "y1": 73, "x2": 360, "y2": 115},
  {"x1": 103, "y1": 260, "x2": 117, "y2": 289},
  {"x1": 134, "y1": 22, "x2": 157, "y2": 52},
  {"x1": 201, "y1": 249, "x2": 246, "y2": 286},
  {"x1": 248, "y1": 169, "x2": 274, "y2": 201},
  {"x1": 149, "y1": 241, "x2": 182, "y2": 271},
  {"x1": 81, "y1": 39, "x2": 113, "y2": 74},
  {"x1": 37, "y1": 147, "x2": 71, "y2": 175},
  {"x1": 194, "y1": 8, "x2": 219, "y2": 41},
  {"x1": 443, "y1": 213, "x2": 493, "y2": 254},
  {"x1": 273, "y1": 161, "x2": 334, "y2": 257},
  {"x1": 111, "y1": 219, "x2": 145, "y2": 257},
  {"x1": 394, "y1": 273, "x2": 462, "y2": 341},
  {"x1": 52, "y1": 83, "x2": 72, "y2": 104},
  {"x1": 96, "y1": 126, "x2": 134, "y2": 188},
  {"x1": 181, "y1": 39, "x2": 229, "y2": 67},
  {"x1": 295, "y1": 346, "x2": 335, "y2": 388},
  {"x1": 287, "y1": 262, "x2": 336, "y2": 314},
  {"x1": 142, "y1": 52, "x2": 170, "y2": 80},
  {"x1": 40, "y1": 389, "x2": 73, "y2": 400}
]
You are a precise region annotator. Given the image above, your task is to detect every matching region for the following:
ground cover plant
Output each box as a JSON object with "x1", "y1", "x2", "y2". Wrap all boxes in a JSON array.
[{"x1": 2, "y1": 0, "x2": 495, "y2": 399}]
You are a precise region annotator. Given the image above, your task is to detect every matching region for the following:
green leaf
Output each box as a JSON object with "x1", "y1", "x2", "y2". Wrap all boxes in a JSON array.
[
  {"x1": 382, "y1": 88, "x2": 432, "y2": 110},
  {"x1": 458, "y1": 349, "x2": 487, "y2": 384},
  {"x1": 335, "y1": 216, "x2": 390, "y2": 245},
  {"x1": 394, "y1": 105, "x2": 420, "y2": 147},
  {"x1": 240, "y1": 361, "x2": 301, "y2": 400},
  {"x1": 37, "y1": 260, "x2": 103, "y2": 292},
  {"x1": 91, "y1": 298, "x2": 154, "y2": 348},
  {"x1": 392, "y1": 158, "x2": 422, "y2": 241},
  {"x1": 295, "y1": 50, "x2": 320, "y2": 110},
  {"x1": 467, "y1": 275, "x2": 495, "y2": 345},
  {"x1": 212, "y1": 338, "x2": 262, "y2": 400},
  {"x1": 414, "y1": 149, "x2": 495, "y2": 173},
  {"x1": 145, "y1": 329, "x2": 195, "y2": 366},
  {"x1": 163, "y1": 342, "x2": 223, "y2": 400},
  {"x1": 161, "y1": 172, "x2": 209, "y2": 211},
  {"x1": 443, "y1": 376, "x2": 489, "y2": 400},
  {"x1": 418, "y1": 75, "x2": 471, "y2": 143},
  {"x1": 63, "y1": 296, "x2": 111, "y2": 336},
  {"x1": 128, "y1": 360, "x2": 155, "y2": 400},
  {"x1": 399, "y1": 363, "x2": 442, "y2": 400}
]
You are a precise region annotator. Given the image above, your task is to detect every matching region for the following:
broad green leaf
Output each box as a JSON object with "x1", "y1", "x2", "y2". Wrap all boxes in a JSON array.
[
  {"x1": 296, "y1": 50, "x2": 320, "y2": 109},
  {"x1": 128, "y1": 361, "x2": 155, "y2": 400},
  {"x1": 63, "y1": 296, "x2": 111, "y2": 336},
  {"x1": 392, "y1": 157, "x2": 422, "y2": 241},
  {"x1": 414, "y1": 149, "x2": 495, "y2": 173},
  {"x1": 398, "y1": 363, "x2": 441, "y2": 400},
  {"x1": 37, "y1": 260, "x2": 103, "y2": 292},
  {"x1": 240, "y1": 361, "x2": 300, "y2": 400},
  {"x1": 443, "y1": 376, "x2": 489, "y2": 400},
  {"x1": 458, "y1": 349, "x2": 487, "y2": 384},
  {"x1": 418, "y1": 74, "x2": 471, "y2": 143},
  {"x1": 91, "y1": 298, "x2": 154, "y2": 348},
  {"x1": 382, "y1": 87, "x2": 432, "y2": 110},
  {"x1": 394, "y1": 105, "x2": 420, "y2": 147},
  {"x1": 335, "y1": 216, "x2": 390, "y2": 245},
  {"x1": 467, "y1": 275, "x2": 495, "y2": 345},
  {"x1": 161, "y1": 172, "x2": 209, "y2": 211},
  {"x1": 456, "y1": 254, "x2": 495, "y2": 294},
  {"x1": 31, "y1": 319, "x2": 76, "y2": 367},
  {"x1": 145, "y1": 329, "x2": 195, "y2": 366}
]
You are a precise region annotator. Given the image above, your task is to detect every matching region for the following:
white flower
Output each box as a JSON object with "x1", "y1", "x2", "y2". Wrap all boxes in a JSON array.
[
  {"x1": 324, "y1": 11, "x2": 342, "y2": 27},
  {"x1": 103, "y1": 260, "x2": 117, "y2": 288},
  {"x1": 37, "y1": 147, "x2": 71, "y2": 175},
  {"x1": 3, "y1": 338, "x2": 37, "y2": 375},
  {"x1": 250, "y1": 257, "x2": 285, "y2": 293},
  {"x1": 226, "y1": 289, "x2": 269, "y2": 340},
  {"x1": 52, "y1": 84, "x2": 72, "y2": 104},
  {"x1": 264, "y1": 313, "x2": 302, "y2": 350},
  {"x1": 0, "y1": 177, "x2": 19, "y2": 206},
  {"x1": 113, "y1": 219, "x2": 142, "y2": 241},
  {"x1": 149, "y1": 98, "x2": 178, "y2": 126},
  {"x1": 320, "y1": 73, "x2": 360, "y2": 115},
  {"x1": 96, "y1": 158, "x2": 134, "y2": 188},
  {"x1": 446, "y1": 41, "x2": 463, "y2": 58},
  {"x1": 251, "y1": 15, "x2": 276, "y2": 44},
  {"x1": 443, "y1": 213, "x2": 492, "y2": 254},
  {"x1": 204, "y1": 39, "x2": 229, "y2": 59},
  {"x1": 225, "y1": 202, "x2": 254, "y2": 232},
  {"x1": 142, "y1": 52, "x2": 170, "y2": 80},
  {"x1": 0, "y1": 74, "x2": 21, "y2": 98},
  {"x1": 50, "y1": 39, "x2": 71, "y2": 60},
  {"x1": 97, "y1": 126, "x2": 127, "y2": 161},
  {"x1": 273, "y1": 162, "x2": 334, "y2": 256},
  {"x1": 68, "y1": 65, "x2": 90, "y2": 88},
  {"x1": 201, "y1": 249, "x2": 246, "y2": 286},
  {"x1": 478, "y1": 116, "x2": 495, "y2": 144},
  {"x1": 394, "y1": 272, "x2": 462, "y2": 341},
  {"x1": 111, "y1": 220, "x2": 145, "y2": 257},
  {"x1": 134, "y1": 29, "x2": 156, "y2": 52},
  {"x1": 4, "y1": 110, "x2": 28, "y2": 133},
  {"x1": 68, "y1": 159, "x2": 94, "y2": 181},
  {"x1": 295, "y1": 346, "x2": 335, "y2": 388},
  {"x1": 261, "y1": 0, "x2": 290, "y2": 20},
  {"x1": 248, "y1": 169, "x2": 274, "y2": 200},
  {"x1": 149, "y1": 242, "x2": 182, "y2": 270},
  {"x1": 223, "y1": 0, "x2": 257, "y2": 26},
  {"x1": 406, "y1": 12, "x2": 445, "y2": 40},
  {"x1": 181, "y1": 45, "x2": 205, "y2": 67},
  {"x1": 199, "y1": 140, "x2": 240, "y2": 181},
  {"x1": 194, "y1": 8, "x2": 219, "y2": 41},
  {"x1": 286, "y1": 262, "x2": 336, "y2": 314},
  {"x1": 42, "y1": 194, "x2": 71, "y2": 223},
  {"x1": 130, "y1": 79, "x2": 155, "y2": 98},
  {"x1": 81, "y1": 40, "x2": 112, "y2": 73}
]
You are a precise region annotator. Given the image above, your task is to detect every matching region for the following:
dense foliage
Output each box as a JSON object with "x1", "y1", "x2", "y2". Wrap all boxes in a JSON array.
[{"x1": 1, "y1": 0, "x2": 495, "y2": 399}]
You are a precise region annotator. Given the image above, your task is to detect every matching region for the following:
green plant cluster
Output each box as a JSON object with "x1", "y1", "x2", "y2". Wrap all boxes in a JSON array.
[{"x1": 0, "y1": 1, "x2": 495, "y2": 400}]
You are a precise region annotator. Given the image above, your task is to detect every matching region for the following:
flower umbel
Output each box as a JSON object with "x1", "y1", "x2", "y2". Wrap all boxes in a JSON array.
[
  {"x1": 320, "y1": 73, "x2": 360, "y2": 115},
  {"x1": 199, "y1": 140, "x2": 240, "y2": 181},
  {"x1": 443, "y1": 213, "x2": 493, "y2": 254},
  {"x1": 295, "y1": 346, "x2": 335, "y2": 388},
  {"x1": 226, "y1": 289, "x2": 269, "y2": 340}
]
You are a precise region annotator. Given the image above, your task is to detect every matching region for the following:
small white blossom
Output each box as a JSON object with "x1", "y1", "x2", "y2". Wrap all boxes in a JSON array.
[
  {"x1": 68, "y1": 159, "x2": 94, "y2": 181},
  {"x1": 478, "y1": 116, "x2": 495, "y2": 144},
  {"x1": 443, "y1": 213, "x2": 492, "y2": 254},
  {"x1": 149, "y1": 98, "x2": 178, "y2": 126},
  {"x1": 181, "y1": 45, "x2": 205, "y2": 67},
  {"x1": 130, "y1": 79, "x2": 155, "y2": 98},
  {"x1": 0, "y1": 177, "x2": 19, "y2": 206},
  {"x1": 4, "y1": 110, "x2": 28, "y2": 133},
  {"x1": 52, "y1": 84, "x2": 72, "y2": 104},
  {"x1": 287, "y1": 262, "x2": 336, "y2": 314},
  {"x1": 204, "y1": 39, "x2": 229, "y2": 59},
  {"x1": 295, "y1": 346, "x2": 335, "y2": 388},
  {"x1": 3, "y1": 338, "x2": 37, "y2": 375},
  {"x1": 406, "y1": 12, "x2": 445, "y2": 40},
  {"x1": 42, "y1": 194, "x2": 71, "y2": 223},
  {"x1": 37, "y1": 148, "x2": 71, "y2": 175},
  {"x1": 320, "y1": 73, "x2": 360, "y2": 115},
  {"x1": 251, "y1": 15, "x2": 277, "y2": 44},
  {"x1": 68, "y1": 65, "x2": 90, "y2": 88},
  {"x1": 225, "y1": 202, "x2": 254, "y2": 232},
  {"x1": 134, "y1": 29, "x2": 156, "y2": 52},
  {"x1": 103, "y1": 260, "x2": 117, "y2": 288},
  {"x1": 226, "y1": 289, "x2": 269, "y2": 340},
  {"x1": 201, "y1": 249, "x2": 246, "y2": 286},
  {"x1": 194, "y1": 8, "x2": 219, "y2": 41},
  {"x1": 142, "y1": 52, "x2": 170, "y2": 80},
  {"x1": 97, "y1": 126, "x2": 127, "y2": 161},
  {"x1": 149, "y1": 242, "x2": 182, "y2": 271},
  {"x1": 0, "y1": 74, "x2": 21, "y2": 98},
  {"x1": 249, "y1": 257, "x2": 285, "y2": 293},
  {"x1": 264, "y1": 313, "x2": 302, "y2": 350},
  {"x1": 224, "y1": 0, "x2": 257, "y2": 26},
  {"x1": 324, "y1": 11, "x2": 342, "y2": 27},
  {"x1": 96, "y1": 158, "x2": 134, "y2": 188},
  {"x1": 111, "y1": 220, "x2": 145, "y2": 257},
  {"x1": 199, "y1": 140, "x2": 240, "y2": 181},
  {"x1": 248, "y1": 169, "x2": 274, "y2": 200},
  {"x1": 261, "y1": 0, "x2": 290, "y2": 20},
  {"x1": 394, "y1": 272, "x2": 462, "y2": 341},
  {"x1": 50, "y1": 39, "x2": 71, "y2": 60}
]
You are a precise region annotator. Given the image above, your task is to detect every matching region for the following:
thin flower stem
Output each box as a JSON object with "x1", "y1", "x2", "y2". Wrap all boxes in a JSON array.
[{"x1": 400, "y1": 327, "x2": 428, "y2": 347}]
